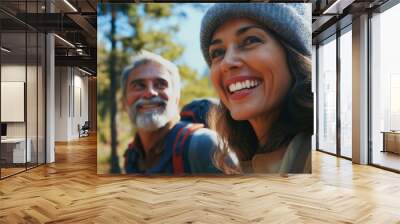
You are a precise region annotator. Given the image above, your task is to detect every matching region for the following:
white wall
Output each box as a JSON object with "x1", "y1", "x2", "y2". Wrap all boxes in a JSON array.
[
  {"x1": 1, "y1": 65, "x2": 26, "y2": 140},
  {"x1": 72, "y1": 72, "x2": 89, "y2": 137},
  {"x1": 54, "y1": 67, "x2": 89, "y2": 141},
  {"x1": 312, "y1": 45, "x2": 316, "y2": 150},
  {"x1": 54, "y1": 67, "x2": 69, "y2": 141},
  {"x1": 1, "y1": 65, "x2": 36, "y2": 138},
  {"x1": 1, "y1": 63, "x2": 46, "y2": 164}
]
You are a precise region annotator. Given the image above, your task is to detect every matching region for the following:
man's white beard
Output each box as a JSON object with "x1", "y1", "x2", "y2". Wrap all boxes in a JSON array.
[
  {"x1": 135, "y1": 109, "x2": 169, "y2": 131},
  {"x1": 128, "y1": 96, "x2": 177, "y2": 132}
]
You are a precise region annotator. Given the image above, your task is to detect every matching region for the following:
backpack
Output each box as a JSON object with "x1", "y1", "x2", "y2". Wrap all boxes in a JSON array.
[
  {"x1": 180, "y1": 98, "x2": 219, "y2": 128},
  {"x1": 124, "y1": 98, "x2": 219, "y2": 174},
  {"x1": 170, "y1": 98, "x2": 219, "y2": 173}
]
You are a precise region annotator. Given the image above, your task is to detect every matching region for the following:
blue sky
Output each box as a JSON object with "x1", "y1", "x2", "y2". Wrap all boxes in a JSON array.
[{"x1": 98, "y1": 3, "x2": 213, "y2": 76}]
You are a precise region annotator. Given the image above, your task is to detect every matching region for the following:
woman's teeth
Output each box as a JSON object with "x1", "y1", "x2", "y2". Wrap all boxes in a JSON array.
[{"x1": 228, "y1": 80, "x2": 260, "y2": 93}]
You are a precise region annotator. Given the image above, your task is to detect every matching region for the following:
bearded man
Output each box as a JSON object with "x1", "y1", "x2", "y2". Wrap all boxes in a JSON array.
[{"x1": 121, "y1": 51, "x2": 222, "y2": 174}]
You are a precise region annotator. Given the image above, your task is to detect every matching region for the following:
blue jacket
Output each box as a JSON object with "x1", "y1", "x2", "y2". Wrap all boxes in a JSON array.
[{"x1": 124, "y1": 122, "x2": 222, "y2": 174}]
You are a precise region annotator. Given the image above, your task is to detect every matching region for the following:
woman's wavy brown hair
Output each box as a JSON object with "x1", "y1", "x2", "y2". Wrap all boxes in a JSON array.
[{"x1": 208, "y1": 32, "x2": 313, "y2": 171}]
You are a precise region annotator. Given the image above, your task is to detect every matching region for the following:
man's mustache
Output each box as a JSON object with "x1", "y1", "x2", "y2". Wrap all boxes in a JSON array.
[{"x1": 132, "y1": 97, "x2": 167, "y2": 111}]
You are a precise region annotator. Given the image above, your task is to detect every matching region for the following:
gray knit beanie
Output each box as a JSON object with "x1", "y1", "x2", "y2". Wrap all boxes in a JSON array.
[{"x1": 200, "y1": 3, "x2": 311, "y2": 66}]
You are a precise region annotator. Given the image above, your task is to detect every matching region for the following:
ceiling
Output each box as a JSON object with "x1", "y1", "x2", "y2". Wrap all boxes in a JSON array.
[
  {"x1": 1, "y1": 0, "x2": 395, "y2": 75},
  {"x1": 0, "y1": 0, "x2": 97, "y2": 75},
  {"x1": 310, "y1": 0, "x2": 390, "y2": 43},
  {"x1": 98, "y1": 0, "x2": 392, "y2": 45}
]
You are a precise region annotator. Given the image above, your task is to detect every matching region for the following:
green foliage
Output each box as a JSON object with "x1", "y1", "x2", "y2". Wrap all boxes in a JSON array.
[
  {"x1": 179, "y1": 65, "x2": 217, "y2": 107},
  {"x1": 145, "y1": 3, "x2": 172, "y2": 17}
]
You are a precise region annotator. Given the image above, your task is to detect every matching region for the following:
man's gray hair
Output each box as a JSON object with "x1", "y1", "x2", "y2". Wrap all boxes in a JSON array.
[{"x1": 121, "y1": 50, "x2": 181, "y2": 99}]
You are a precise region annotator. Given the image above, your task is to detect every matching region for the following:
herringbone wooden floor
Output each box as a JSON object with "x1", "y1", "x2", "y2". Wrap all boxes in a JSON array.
[{"x1": 1, "y1": 135, "x2": 400, "y2": 223}]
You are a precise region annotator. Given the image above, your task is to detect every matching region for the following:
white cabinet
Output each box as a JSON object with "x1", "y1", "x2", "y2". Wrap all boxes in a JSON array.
[{"x1": 1, "y1": 138, "x2": 32, "y2": 163}]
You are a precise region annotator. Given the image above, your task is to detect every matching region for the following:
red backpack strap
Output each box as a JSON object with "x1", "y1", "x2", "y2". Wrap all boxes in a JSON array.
[
  {"x1": 172, "y1": 123, "x2": 204, "y2": 174},
  {"x1": 180, "y1": 111, "x2": 197, "y2": 122}
]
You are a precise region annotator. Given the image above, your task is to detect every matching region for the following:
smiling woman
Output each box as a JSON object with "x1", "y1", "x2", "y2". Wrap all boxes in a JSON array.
[{"x1": 201, "y1": 3, "x2": 313, "y2": 174}]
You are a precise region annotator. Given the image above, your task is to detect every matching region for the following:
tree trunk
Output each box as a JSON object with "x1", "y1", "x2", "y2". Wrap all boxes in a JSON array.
[{"x1": 109, "y1": 6, "x2": 121, "y2": 173}]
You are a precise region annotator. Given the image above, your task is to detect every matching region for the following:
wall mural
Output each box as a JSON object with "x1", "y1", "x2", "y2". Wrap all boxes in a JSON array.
[{"x1": 97, "y1": 3, "x2": 313, "y2": 175}]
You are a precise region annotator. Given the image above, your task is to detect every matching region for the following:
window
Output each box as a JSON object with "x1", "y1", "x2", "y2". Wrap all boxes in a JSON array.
[
  {"x1": 0, "y1": 0, "x2": 47, "y2": 179},
  {"x1": 370, "y1": 2, "x2": 400, "y2": 171},
  {"x1": 318, "y1": 35, "x2": 337, "y2": 155},
  {"x1": 339, "y1": 28, "x2": 352, "y2": 158}
]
